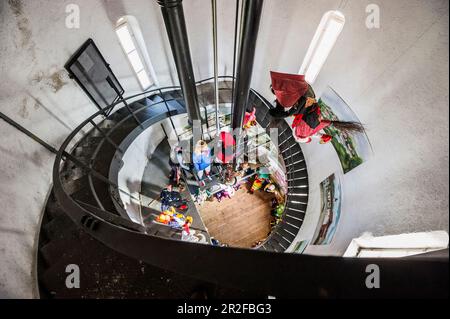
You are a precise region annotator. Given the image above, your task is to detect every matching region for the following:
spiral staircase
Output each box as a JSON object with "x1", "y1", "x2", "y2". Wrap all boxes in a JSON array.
[
  {"x1": 32, "y1": 0, "x2": 447, "y2": 299},
  {"x1": 37, "y1": 78, "x2": 311, "y2": 298}
]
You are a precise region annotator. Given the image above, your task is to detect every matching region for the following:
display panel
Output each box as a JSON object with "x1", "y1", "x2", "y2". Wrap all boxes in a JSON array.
[{"x1": 65, "y1": 39, "x2": 124, "y2": 114}]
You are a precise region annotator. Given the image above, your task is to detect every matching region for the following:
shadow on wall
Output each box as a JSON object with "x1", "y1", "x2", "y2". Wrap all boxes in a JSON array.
[{"x1": 14, "y1": 63, "x2": 83, "y2": 132}]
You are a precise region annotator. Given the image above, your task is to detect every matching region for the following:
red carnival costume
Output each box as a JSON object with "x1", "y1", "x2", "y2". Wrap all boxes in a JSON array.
[{"x1": 292, "y1": 100, "x2": 332, "y2": 144}]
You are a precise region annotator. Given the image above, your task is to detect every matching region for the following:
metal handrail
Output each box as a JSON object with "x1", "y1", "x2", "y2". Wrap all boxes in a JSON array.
[
  {"x1": 91, "y1": 79, "x2": 235, "y2": 212},
  {"x1": 56, "y1": 77, "x2": 296, "y2": 253},
  {"x1": 56, "y1": 77, "x2": 247, "y2": 231},
  {"x1": 249, "y1": 88, "x2": 310, "y2": 251},
  {"x1": 55, "y1": 77, "x2": 235, "y2": 228}
]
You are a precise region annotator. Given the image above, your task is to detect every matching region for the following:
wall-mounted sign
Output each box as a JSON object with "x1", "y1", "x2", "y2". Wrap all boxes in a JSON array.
[
  {"x1": 65, "y1": 39, "x2": 124, "y2": 114},
  {"x1": 311, "y1": 173, "x2": 342, "y2": 245}
]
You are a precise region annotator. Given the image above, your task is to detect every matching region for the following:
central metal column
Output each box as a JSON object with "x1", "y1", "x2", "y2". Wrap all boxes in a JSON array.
[
  {"x1": 231, "y1": 0, "x2": 264, "y2": 131},
  {"x1": 211, "y1": 0, "x2": 220, "y2": 134},
  {"x1": 157, "y1": 0, "x2": 201, "y2": 123}
]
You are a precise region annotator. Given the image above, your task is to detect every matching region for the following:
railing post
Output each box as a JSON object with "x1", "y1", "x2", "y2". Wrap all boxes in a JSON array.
[{"x1": 159, "y1": 89, "x2": 181, "y2": 143}]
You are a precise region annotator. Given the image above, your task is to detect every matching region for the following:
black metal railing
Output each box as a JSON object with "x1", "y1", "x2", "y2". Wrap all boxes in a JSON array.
[
  {"x1": 51, "y1": 76, "x2": 448, "y2": 298},
  {"x1": 54, "y1": 76, "x2": 294, "y2": 243}
]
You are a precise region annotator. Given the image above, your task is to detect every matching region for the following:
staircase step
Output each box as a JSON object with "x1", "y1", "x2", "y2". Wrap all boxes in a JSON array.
[
  {"x1": 46, "y1": 197, "x2": 62, "y2": 216},
  {"x1": 98, "y1": 119, "x2": 117, "y2": 129},
  {"x1": 79, "y1": 136, "x2": 103, "y2": 148},
  {"x1": 61, "y1": 166, "x2": 86, "y2": 181},
  {"x1": 62, "y1": 175, "x2": 90, "y2": 195},
  {"x1": 262, "y1": 239, "x2": 281, "y2": 253},
  {"x1": 43, "y1": 217, "x2": 78, "y2": 244},
  {"x1": 70, "y1": 187, "x2": 99, "y2": 207},
  {"x1": 166, "y1": 99, "x2": 185, "y2": 112},
  {"x1": 39, "y1": 230, "x2": 87, "y2": 266},
  {"x1": 138, "y1": 97, "x2": 157, "y2": 107},
  {"x1": 147, "y1": 94, "x2": 164, "y2": 104},
  {"x1": 271, "y1": 233, "x2": 290, "y2": 250},
  {"x1": 278, "y1": 226, "x2": 297, "y2": 241}
]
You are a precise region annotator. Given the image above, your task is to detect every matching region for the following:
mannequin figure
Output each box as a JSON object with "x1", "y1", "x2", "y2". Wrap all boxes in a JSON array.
[{"x1": 292, "y1": 98, "x2": 364, "y2": 144}]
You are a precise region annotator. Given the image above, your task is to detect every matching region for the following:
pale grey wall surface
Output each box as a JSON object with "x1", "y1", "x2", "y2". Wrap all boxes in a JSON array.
[{"x1": 0, "y1": 0, "x2": 448, "y2": 298}]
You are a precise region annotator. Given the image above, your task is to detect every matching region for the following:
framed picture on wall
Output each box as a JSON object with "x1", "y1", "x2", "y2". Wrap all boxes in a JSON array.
[
  {"x1": 319, "y1": 87, "x2": 373, "y2": 174},
  {"x1": 292, "y1": 240, "x2": 310, "y2": 254},
  {"x1": 311, "y1": 173, "x2": 342, "y2": 245}
]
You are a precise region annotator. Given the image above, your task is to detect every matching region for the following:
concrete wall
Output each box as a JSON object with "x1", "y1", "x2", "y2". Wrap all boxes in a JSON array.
[{"x1": 0, "y1": 0, "x2": 448, "y2": 298}]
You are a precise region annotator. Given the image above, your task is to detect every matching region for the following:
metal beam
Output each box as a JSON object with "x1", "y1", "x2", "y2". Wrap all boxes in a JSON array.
[
  {"x1": 212, "y1": 0, "x2": 220, "y2": 133},
  {"x1": 0, "y1": 111, "x2": 58, "y2": 154},
  {"x1": 157, "y1": 0, "x2": 201, "y2": 123},
  {"x1": 231, "y1": 0, "x2": 264, "y2": 131}
]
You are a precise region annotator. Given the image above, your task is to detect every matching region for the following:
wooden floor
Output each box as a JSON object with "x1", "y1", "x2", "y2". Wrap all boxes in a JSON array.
[{"x1": 198, "y1": 183, "x2": 274, "y2": 248}]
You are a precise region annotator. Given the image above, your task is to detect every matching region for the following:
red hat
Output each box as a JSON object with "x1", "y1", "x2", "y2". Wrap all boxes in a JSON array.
[{"x1": 270, "y1": 71, "x2": 309, "y2": 108}]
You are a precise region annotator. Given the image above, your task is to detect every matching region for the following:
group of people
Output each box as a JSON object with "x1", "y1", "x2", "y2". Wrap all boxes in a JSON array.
[
  {"x1": 167, "y1": 70, "x2": 365, "y2": 191},
  {"x1": 157, "y1": 185, "x2": 207, "y2": 243},
  {"x1": 168, "y1": 139, "x2": 219, "y2": 188},
  {"x1": 269, "y1": 71, "x2": 364, "y2": 144}
]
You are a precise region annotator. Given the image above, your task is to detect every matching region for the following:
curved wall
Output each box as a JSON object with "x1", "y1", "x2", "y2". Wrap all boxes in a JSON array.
[{"x1": 113, "y1": 121, "x2": 166, "y2": 224}]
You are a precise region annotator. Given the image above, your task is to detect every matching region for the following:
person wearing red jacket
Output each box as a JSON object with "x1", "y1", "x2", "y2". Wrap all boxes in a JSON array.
[{"x1": 269, "y1": 71, "x2": 365, "y2": 144}]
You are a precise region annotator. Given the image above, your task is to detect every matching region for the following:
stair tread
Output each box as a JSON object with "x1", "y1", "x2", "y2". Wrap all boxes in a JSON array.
[{"x1": 43, "y1": 214, "x2": 78, "y2": 240}]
